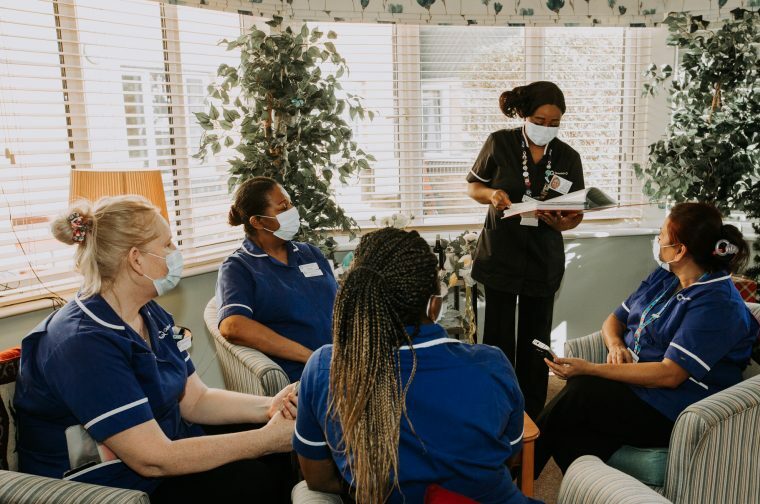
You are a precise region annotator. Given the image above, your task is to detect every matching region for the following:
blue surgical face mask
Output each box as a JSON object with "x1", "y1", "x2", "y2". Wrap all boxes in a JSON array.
[
  {"x1": 257, "y1": 206, "x2": 301, "y2": 241},
  {"x1": 143, "y1": 249, "x2": 183, "y2": 296},
  {"x1": 524, "y1": 120, "x2": 559, "y2": 146}
]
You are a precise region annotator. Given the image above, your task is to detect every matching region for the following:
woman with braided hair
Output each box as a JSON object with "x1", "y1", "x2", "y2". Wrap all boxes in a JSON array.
[
  {"x1": 467, "y1": 81, "x2": 585, "y2": 418},
  {"x1": 293, "y1": 228, "x2": 540, "y2": 504}
]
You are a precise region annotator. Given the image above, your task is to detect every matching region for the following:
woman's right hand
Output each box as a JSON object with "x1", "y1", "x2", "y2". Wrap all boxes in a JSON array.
[
  {"x1": 490, "y1": 190, "x2": 512, "y2": 211},
  {"x1": 607, "y1": 344, "x2": 633, "y2": 364},
  {"x1": 263, "y1": 410, "x2": 295, "y2": 453}
]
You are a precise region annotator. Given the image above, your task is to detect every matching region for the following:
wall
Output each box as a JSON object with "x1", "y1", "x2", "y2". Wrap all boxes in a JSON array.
[{"x1": 1, "y1": 231, "x2": 661, "y2": 388}]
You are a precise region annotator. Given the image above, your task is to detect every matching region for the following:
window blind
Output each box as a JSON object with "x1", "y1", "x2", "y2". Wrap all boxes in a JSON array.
[{"x1": 0, "y1": 0, "x2": 654, "y2": 307}]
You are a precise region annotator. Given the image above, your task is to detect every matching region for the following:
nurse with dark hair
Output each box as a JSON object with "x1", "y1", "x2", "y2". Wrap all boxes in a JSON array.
[{"x1": 466, "y1": 81, "x2": 585, "y2": 418}]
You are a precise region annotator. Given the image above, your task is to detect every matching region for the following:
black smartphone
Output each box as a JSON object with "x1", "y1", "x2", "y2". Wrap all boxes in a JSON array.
[{"x1": 532, "y1": 339, "x2": 557, "y2": 363}]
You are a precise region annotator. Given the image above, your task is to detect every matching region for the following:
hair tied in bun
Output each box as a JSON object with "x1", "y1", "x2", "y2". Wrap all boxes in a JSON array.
[{"x1": 713, "y1": 239, "x2": 739, "y2": 257}]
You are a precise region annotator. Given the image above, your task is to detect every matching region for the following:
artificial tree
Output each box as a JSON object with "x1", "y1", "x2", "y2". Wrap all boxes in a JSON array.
[
  {"x1": 635, "y1": 11, "x2": 760, "y2": 278},
  {"x1": 195, "y1": 16, "x2": 375, "y2": 251}
]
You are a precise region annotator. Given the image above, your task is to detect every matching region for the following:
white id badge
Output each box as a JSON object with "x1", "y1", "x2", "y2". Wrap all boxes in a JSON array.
[
  {"x1": 548, "y1": 174, "x2": 573, "y2": 195},
  {"x1": 628, "y1": 348, "x2": 640, "y2": 363},
  {"x1": 299, "y1": 263, "x2": 324, "y2": 277},
  {"x1": 177, "y1": 336, "x2": 192, "y2": 352},
  {"x1": 520, "y1": 195, "x2": 539, "y2": 227}
]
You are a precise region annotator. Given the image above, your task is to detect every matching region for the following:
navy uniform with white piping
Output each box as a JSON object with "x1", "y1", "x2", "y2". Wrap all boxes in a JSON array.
[
  {"x1": 294, "y1": 323, "x2": 536, "y2": 504},
  {"x1": 14, "y1": 294, "x2": 201, "y2": 493},
  {"x1": 614, "y1": 267, "x2": 759, "y2": 420},
  {"x1": 215, "y1": 238, "x2": 337, "y2": 382}
]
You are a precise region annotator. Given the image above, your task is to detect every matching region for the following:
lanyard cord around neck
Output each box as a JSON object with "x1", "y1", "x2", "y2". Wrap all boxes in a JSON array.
[
  {"x1": 521, "y1": 127, "x2": 553, "y2": 201},
  {"x1": 632, "y1": 273, "x2": 709, "y2": 355}
]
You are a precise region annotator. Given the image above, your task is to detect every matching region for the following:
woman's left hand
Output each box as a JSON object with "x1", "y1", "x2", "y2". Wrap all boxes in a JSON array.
[
  {"x1": 545, "y1": 357, "x2": 594, "y2": 380},
  {"x1": 536, "y1": 211, "x2": 582, "y2": 231},
  {"x1": 268, "y1": 382, "x2": 299, "y2": 420}
]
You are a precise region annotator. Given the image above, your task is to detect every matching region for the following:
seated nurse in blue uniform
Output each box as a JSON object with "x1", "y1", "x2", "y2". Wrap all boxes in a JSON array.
[
  {"x1": 14, "y1": 196, "x2": 298, "y2": 503},
  {"x1": 533, "y1": 202, "x2": 759, "y2": 476},
  {"x1": 217, "y1": 176, "x2": 338, "y2": 382},
  {"x1": 294, "y1": 227, "x2": 541, "y2": 504}
]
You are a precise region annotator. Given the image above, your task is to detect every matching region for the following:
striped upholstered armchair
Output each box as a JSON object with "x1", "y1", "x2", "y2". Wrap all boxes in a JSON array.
[
  {"x1": 203, "y1": 297, "x2": 290, "y2": 397},
  {"x1": 558, "y1": 302, "x2": 760, "y2": 504}
]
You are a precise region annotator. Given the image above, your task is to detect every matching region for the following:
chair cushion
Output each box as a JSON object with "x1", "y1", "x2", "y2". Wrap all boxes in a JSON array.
[
  {"x1": 0, "y1": 347, "x2": 21, "y2": 472},
  {"x1": 607, "y1": 445, "x2": 668, "y2": 487},
  {"x1": 424, "y1": 484, "x2": 479, "y2": 504}
]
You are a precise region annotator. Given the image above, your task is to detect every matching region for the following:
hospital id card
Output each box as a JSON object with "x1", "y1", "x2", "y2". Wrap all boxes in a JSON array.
[{"x1": 299, "y1": 263, "x2": 323, "y2": 277}]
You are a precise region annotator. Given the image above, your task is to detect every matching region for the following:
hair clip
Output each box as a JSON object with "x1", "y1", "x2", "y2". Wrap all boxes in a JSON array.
[
  {"x1": 68, "y1": 212, "x2": 91, "y2": 243},
  {"x1": 713, "y1": 239, "x2": 738, "y2": 257}
]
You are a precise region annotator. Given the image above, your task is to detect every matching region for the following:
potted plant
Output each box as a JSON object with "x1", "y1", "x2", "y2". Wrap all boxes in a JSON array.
[
  {"x1": 195, "y1": 16, "x2": 375, "y2": 252},
  {"x1": 635, "y1": 11, "x2": 760, "y2": 278}
]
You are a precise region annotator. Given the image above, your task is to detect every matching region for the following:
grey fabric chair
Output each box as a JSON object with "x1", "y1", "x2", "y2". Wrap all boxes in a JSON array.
[
  {"x1": 560, "y1": 302, "x2": 760, "y2": 504},
  {"x1": 203, "y1": 297, "x2": 290, "y2": 397},
  {"x1": 0, "y1": 470, "x2": 149, "y2": 504}
]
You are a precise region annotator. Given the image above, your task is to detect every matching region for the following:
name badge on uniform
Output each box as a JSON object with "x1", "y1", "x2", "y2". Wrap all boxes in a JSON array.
[
  {"x1": 177, "y1": 336, "x2": 192, "y2": 352},
  {"x1": 628, "y1": 348, "x2": 640, "y2": 363},
  {"x1": 549, "y1": 174, "x2": 573, "y2": 195},
  {"x1": 299, "y1": 263, "x2": 323, "y2": 278},
  {"x1": 520, "y1": 195, "x2": 539, "y2": 227}
]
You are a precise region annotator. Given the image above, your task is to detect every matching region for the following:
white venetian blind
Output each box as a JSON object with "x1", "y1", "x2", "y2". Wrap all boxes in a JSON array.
[
  {"x1": 317, "y1": 23, "x2": 653, "y2": 226},
  {"x1": 0, "y1": 0, "x2": 251, "y2": 307}
]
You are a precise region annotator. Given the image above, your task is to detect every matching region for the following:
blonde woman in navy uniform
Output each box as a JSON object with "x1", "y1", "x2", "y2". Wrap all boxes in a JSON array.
[
  {"x1": 466, "y1": 81, "x2": 585, "y2": 418},
  {"x1": 216, "y1": 176, "x2": 338, "y2": 382},
  {"x1": 15, "y1": 196, "x2": 298, "y2": 503}
]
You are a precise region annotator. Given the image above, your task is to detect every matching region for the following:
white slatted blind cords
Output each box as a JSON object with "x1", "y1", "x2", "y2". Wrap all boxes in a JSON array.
[{"x1": 0, "y1": 0, "x2": 654, "y2": 307}]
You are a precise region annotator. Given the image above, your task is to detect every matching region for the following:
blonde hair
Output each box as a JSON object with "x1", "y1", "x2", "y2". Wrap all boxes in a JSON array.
[
  {"x1": 51, "y1": 195, "x2": 164, "y2": 298},
  {"x1": 328, "y1": 228, "x2": 438, "y2": 503}
]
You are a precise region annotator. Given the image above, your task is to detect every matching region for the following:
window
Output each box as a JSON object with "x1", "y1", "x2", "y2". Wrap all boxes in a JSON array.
[
  {"x1": 323, "y1": 24, "x2": 652, "y2": 225},
  {"x1": 0, "y1": 1, "x2": 654, "y2": 307},
  {"x1": 0, "y1": 0, "x2": 246, "y2": 307}
]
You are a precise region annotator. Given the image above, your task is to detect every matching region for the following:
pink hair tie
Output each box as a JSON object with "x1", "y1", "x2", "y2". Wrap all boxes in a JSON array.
[{"x1": 68, "y1": 212, "x2": 92, "y2": 243}]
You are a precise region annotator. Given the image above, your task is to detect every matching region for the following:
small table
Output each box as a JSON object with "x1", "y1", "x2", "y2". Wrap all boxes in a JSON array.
[{"x1": 518, "y1": 413, "x2": 541, "y2": 497}]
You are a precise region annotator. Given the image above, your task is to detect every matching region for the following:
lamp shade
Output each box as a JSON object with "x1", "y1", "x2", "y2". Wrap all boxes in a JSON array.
[{"x1": 69, "y1": 170, "x2": 169, "y2": 221}]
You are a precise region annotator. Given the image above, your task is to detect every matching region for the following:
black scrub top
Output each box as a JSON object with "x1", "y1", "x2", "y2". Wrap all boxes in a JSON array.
[{"x1": 466, "y1": 127, "x2": 584, "y2": 297}]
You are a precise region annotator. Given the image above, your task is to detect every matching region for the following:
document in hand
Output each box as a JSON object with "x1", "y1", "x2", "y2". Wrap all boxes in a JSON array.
[{"x1": 501, "y1": 188, "x2": 618, "y2": 219}]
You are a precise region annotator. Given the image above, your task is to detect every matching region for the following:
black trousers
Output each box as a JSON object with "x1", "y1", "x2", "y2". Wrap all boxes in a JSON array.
[
  {"x1": 150, "y1": 424, "x2": 297, "y2": 504},
  {"x1": 534, "y1": 376, "x2": 675, "y2": 476},
  {"x1": 483, "y1": 286, "x2": 554, "y2": 418}
]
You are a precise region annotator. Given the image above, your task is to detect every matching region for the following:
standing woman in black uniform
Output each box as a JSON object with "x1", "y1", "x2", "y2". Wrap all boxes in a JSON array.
[{"x1": 466, "y1": 81, "x2": 585, "y2": 418}]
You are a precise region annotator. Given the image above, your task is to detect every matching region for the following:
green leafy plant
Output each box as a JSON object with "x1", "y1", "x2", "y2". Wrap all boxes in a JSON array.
[
  {"x1": 635, "y1": 12, "x2": 760, "y2": 277},
  {"x1": 195, "y1": 16, "x2": 375, "y2": 252}
]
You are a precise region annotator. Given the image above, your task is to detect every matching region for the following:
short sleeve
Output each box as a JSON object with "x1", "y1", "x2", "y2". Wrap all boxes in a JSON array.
[
  {"x1": 568, "y1": 150, "x2": 585, "y2": 191},
  {"x1": 493, "y1": 350, "x2": 525, "y2": 455},
  {"x1": 293, "y1": 348, "x2": 332, "y2": 460},
  {"x1": 216, "y1": 258, "x2": 255, "y2": 325},
  {"x1": 466, "y1": 134, "x2": 497, "y2": 184},
  {"x1": 665, "y1": 297, "x2": 751, "y2": 380},
  {"x1": 46, "y1": 331, "x2": 154, "y2": 442}
]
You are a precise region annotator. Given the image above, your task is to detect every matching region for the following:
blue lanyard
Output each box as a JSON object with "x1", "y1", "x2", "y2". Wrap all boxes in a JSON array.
[{"x1": 632, "y1": 273, "x2": 709, "y2": 355}]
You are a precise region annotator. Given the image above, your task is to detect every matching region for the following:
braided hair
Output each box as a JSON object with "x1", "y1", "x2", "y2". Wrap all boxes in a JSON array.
[{"x1": 327, "y1": 228, "x2": 438, "y2": 503}]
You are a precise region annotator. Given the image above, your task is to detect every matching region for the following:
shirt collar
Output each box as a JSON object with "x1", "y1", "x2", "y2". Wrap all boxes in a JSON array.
[
  {"x1": 74, "y1": 294, "x2": 126, "y2": 331},
  {"x1": 241, "y1": 238, "x2": 300, "y2": 259},
  {"x1": 400, "y1": 323, "x2": 458, "y2": 350}
]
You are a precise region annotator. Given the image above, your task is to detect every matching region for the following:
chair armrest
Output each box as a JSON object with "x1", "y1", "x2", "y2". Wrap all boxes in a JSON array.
[
  {"x1": 291, "y1": 481, "x2": 343, "y2": 504},
  {"x1": 663, "y1": 374, "x2": 760, "y2": 503},
  {"x1": 203, "y1": 298, "x2": 290, "y2": 397},
  {"x1": 564, "y1": 331, "x2": 607, "y2": 364},
  {"x1": 0, "y1": 470, "x2": 149, "y2": 504},
  {"x1": 558, "y1": 456, "x2": 671, "y2": 504}
]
